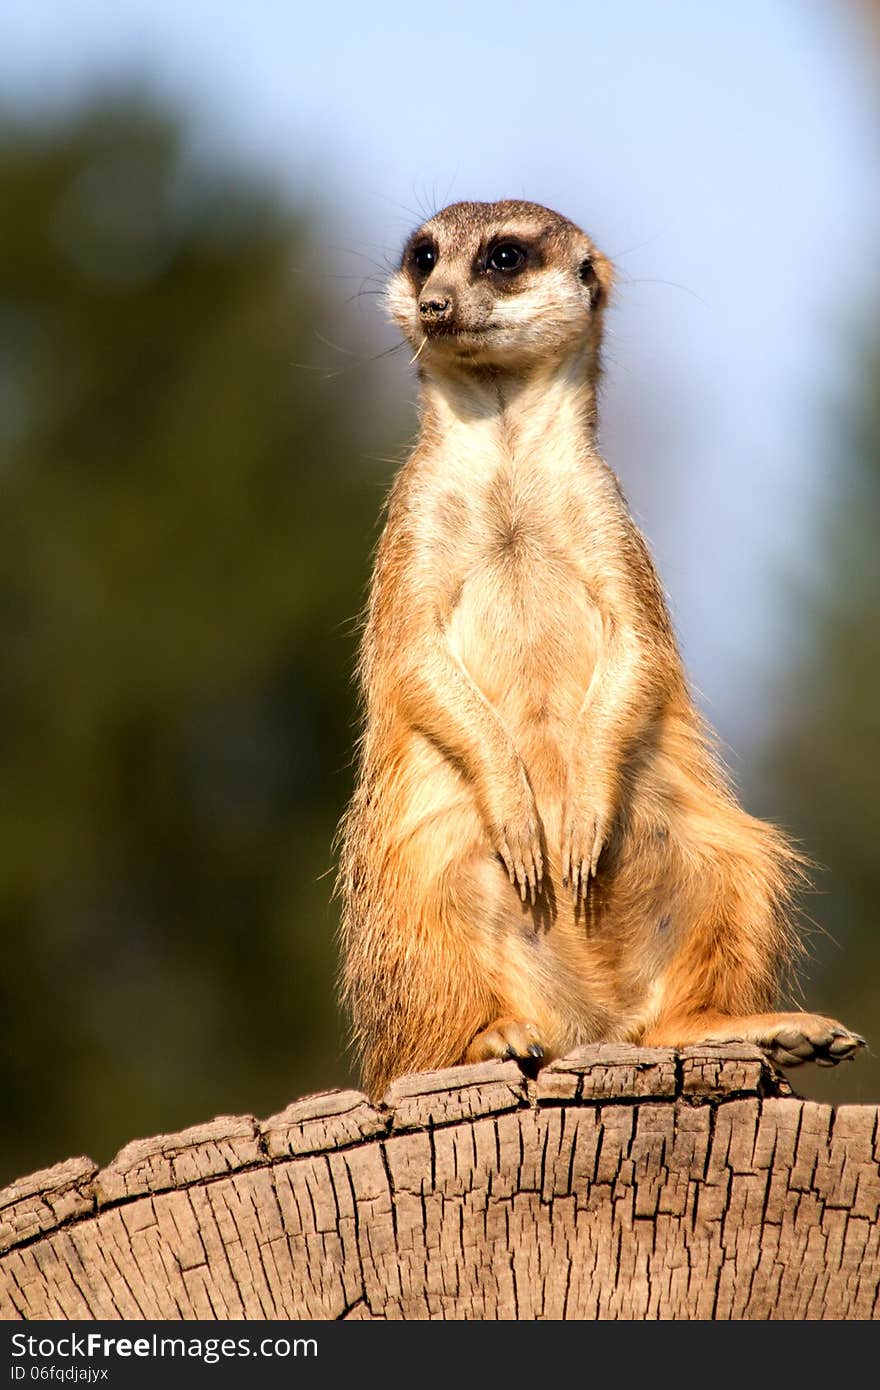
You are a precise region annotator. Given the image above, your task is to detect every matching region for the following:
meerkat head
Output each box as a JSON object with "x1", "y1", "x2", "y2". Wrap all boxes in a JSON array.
[{"x1": 386, "y1": 199, "x2": 613, "y2": 377}]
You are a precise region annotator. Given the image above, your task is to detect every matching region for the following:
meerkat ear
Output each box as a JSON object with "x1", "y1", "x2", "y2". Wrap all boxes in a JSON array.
[{"x1": 579, "y1": 252, "x2": 613, "y2": 310}]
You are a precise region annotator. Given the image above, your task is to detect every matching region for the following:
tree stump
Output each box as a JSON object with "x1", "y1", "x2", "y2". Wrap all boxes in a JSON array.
[{"x1": 2, "y1": 1044, "x2": 878, "y2": 1320}]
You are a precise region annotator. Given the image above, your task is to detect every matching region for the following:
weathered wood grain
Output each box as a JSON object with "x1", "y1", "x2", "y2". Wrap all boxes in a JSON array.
[{"x1": 1, "y1": 1045, "x2": 877, "y2": 1320}]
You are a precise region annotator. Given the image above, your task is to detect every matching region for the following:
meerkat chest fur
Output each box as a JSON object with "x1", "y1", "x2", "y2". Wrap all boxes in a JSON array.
[{"x1": 413, "y1": 371, "x2": 620, "y2": 783}]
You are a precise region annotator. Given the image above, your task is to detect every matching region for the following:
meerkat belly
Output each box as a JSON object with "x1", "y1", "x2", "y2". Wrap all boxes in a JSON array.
[{"x1": 446, "y1": 519, "x2": 601, "y2": 769}]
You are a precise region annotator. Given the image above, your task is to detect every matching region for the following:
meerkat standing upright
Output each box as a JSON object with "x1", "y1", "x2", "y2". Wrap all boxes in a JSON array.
[{"x1": 338, "y1": 199, "x2": 864, "y2": 1097}]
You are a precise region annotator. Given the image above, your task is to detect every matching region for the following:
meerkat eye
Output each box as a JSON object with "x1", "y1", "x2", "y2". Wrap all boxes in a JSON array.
[
  {"x1": 411, "y1": 243, "x2": 437, "y2": 276},
  {"x1": 488, "y1": 242, "x2": 525, "y2": 272},
  {"x1": 579, "y1": 256, "x2": 603, "y2": 307}
]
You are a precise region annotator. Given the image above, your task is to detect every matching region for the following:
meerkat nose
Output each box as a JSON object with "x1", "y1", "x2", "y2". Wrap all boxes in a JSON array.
[{"x1": 418, "y1": 294, "x2": 453, "y2": 324}]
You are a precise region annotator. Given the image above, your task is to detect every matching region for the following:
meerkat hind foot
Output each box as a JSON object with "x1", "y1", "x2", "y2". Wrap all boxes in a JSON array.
[
  {"x1": 466, "y1": 1018, "x2": 545, "y2": 1066},
  {"x1": 760, "y1": 1018, "x2": 865, "y2": 1068},
  {"x1": 689, "y1": 1012, "x2": 866, "y2": 1069}
]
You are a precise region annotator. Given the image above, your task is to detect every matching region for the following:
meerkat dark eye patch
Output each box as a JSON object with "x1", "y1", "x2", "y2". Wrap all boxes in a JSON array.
[
  {"x1": 487, "y1": 242, "x2": 526, "y2": 273},
  {"x1": 579, "y1": 256, "x2": 604, "y2": 308},
  {"x1": 410, "y1": 241, "x2": 438, "y2": 278}
]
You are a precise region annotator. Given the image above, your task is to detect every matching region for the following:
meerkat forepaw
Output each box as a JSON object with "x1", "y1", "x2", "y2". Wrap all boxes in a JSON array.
[
  {"x1": 486, "y1": 774, "x2": 544, "y2": 903},
  {"x1": 561, "y1": 806, "x2": 609, "y2": 898},
  {"x1": 465, "y1": 1018, "x2": 545, "y2": 1065},
  {"x1": 494, "y1": 823, "x2": 543, "y2": 903}
]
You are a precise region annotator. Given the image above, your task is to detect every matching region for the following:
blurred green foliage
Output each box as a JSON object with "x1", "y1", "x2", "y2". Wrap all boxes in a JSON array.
[
  {"x1": 0, "y1": 101, "x2": 397, "y2": 1183},
  {"x1": 765, "y1": 343, "x2": 880, "y2": 1107}
]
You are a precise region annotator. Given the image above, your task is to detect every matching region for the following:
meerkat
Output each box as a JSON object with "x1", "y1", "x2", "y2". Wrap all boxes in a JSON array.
[{"x1": 337, "y1": 199, "x2": 864, "y2": 1098}]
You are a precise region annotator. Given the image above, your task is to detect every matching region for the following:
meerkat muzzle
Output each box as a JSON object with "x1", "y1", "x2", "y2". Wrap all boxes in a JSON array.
[{"x1": 418, "y1": 293, "x2": 454, "y2": 329}]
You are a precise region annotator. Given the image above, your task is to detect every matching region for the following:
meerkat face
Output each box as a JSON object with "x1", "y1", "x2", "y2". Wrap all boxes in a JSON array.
[{"x1": 385, "y1": 200, "x2": 613, "y2": 374}]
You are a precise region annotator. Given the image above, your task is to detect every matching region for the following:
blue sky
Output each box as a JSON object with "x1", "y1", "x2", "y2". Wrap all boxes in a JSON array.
[{"x1": 3, "y1": 0, "x2": 879, "y2": 757}]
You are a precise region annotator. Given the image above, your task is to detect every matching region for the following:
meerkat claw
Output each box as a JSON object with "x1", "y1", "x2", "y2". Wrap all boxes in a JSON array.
[
  {"x1": 829, "y1": 1028, "x2": 866, "y2": 1058},
  {"x1": 590, "y1": 841, "x2": 602, "y2": 880},
  {"x1": 466, "y1": 1019, "x2": 546, "y2": 1066}
]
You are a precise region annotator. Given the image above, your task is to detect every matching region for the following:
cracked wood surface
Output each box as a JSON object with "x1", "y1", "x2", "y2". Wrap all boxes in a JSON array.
[{"x1": 1, "y1": 1044, "x2": 879, "y2": 1320}]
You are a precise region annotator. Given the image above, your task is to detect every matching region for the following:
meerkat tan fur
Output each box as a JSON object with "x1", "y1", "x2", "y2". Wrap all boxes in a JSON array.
[{"x1": 337, "y1": 199, "x2": 863, "y2": 1097}]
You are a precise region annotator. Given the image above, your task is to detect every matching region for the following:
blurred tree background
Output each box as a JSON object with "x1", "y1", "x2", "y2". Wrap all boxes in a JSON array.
[
  {"x1": 0, "y1": 84, "x2": 877, "y2": 1188},
  {"x1": 758, "y1": 0, "x2": 880, "y2": 1106},
  {"x1": 0, "y1": 100, "x2": 398, "y2": 1183},
  {"x1": 763, "y1": 339, "x2": 880, "y2": 1107}
]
